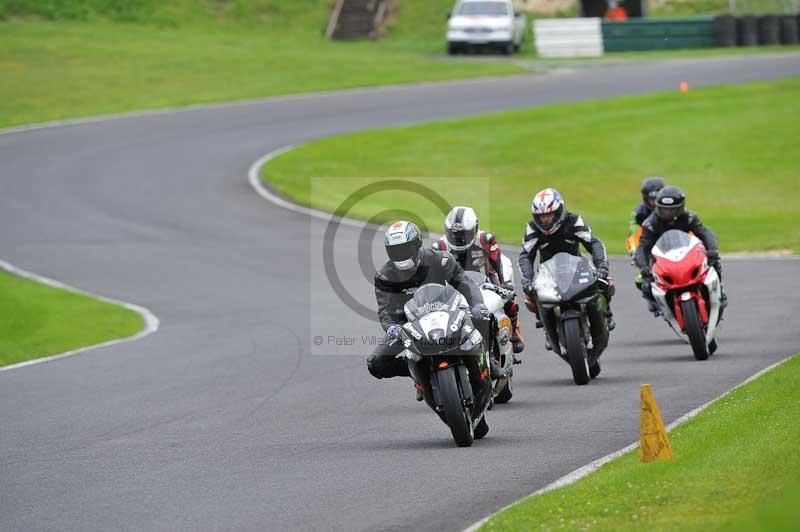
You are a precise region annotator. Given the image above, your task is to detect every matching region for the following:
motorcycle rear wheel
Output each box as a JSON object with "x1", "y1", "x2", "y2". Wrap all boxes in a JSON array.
[
  {"x1": 438, "y1": 366, "x2": 474, "y2": 447},
  {"x1": 564, "y1": 319, "x2": 590, "y2": 385},
  {"x1": 681, "y1": 299, "x2": 709, "y2": 360}
]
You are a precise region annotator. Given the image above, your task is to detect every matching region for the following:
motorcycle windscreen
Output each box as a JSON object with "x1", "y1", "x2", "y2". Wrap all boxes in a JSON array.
[
  {"x1": 654, "y1": 230, "x2": 692, "y2": 255},
  {"x1": 404, "y1": 283, "x2": 462, "y2": 321},
  {"x1": 541, "y1": 252, "x2": 596, "y2": 301}
]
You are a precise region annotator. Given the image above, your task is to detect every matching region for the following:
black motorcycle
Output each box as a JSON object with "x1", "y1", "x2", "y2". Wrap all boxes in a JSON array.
[
  {"x1": 396, "y1": 283, "x2": 493, "y2": 447},
  {"x1": 533, "y1": 253, "x2": 610, "y2": 385}
]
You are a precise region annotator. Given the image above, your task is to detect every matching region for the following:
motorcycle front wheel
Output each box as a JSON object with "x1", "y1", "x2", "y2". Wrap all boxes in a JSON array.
[
  {"x1": 564, "y1": 319, "x2": 590, "y2": 385},
  {"x1": 680, "y1": 299, "x2": 709, "y2": 360},
  {"x1": 438, "y1": 365, "x2": 474, "y2": 447}
]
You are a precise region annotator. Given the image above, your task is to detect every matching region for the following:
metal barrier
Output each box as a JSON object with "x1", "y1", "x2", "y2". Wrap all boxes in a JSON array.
[
  {"x1": 534, "y1": 18, "x2": 604, "y2": 57},
  {"x1": 602, "y1": 17, "x2": 715, "y2": 52}
]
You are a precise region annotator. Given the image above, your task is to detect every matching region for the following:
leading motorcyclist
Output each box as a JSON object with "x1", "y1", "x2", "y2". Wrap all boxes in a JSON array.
[
  {"x1": 519, "y1": 188, "x2": 616, "y2": 347},
  {"x1": 366, "y1": 221, "x2": 503, "y2": 385},
  {"x1": 432, "y1": 206, "x2": 525, "y2": 355},
  {"x1": 634, "y1": 185, "x2": 728, "y2": 311}
]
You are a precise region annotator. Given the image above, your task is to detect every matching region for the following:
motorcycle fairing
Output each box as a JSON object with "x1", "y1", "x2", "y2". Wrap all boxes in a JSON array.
[
  {"x1": 534, "y1": 253, "x2": 598, "y2": 303},
  {"x1": 650, "y1": 230, "x2": 722, "y2": 346}
]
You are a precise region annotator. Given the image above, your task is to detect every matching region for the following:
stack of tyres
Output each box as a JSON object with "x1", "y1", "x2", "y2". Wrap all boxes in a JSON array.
[
  {"x1": 779, "y1": 15, "x2": 799, "y2": 44},
  {"x1": 712, "y1": 15, "x2": 737, "y2": 47},
  {"x1": 738, "y1": 15, "x2": 759, "y2": 46},
  {"x1": 758, "y1": 15, "x2": 780, "y2": 45}
]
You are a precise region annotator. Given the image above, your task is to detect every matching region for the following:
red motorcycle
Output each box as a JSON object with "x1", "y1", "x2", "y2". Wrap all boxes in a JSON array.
[{"x1": 650, "y1": 230, "x2": 723, "y2": 360}]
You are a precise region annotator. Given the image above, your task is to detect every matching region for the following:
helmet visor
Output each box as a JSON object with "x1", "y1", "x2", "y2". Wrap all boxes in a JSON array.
[
  {"x1": 386, "y1": 240, "x2": 421, "y2": 262},
  {"x1": 535, "y1": 213, "x2": 555, "y2": 226},
  {"x1": 447, "y1": 228, "x2": 476, "y2": 248},
  {"x1": 656, "y1": 205, "x2": 681, "y2": 220}
]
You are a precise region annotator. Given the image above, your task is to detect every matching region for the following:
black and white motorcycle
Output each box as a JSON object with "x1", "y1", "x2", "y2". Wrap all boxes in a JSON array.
[
  {"x1": 533, "y1": 252, "x2": 610, "y2": 385},
  {"x1": 395, "y1": 283, "x2": 494, "y2": 447}
]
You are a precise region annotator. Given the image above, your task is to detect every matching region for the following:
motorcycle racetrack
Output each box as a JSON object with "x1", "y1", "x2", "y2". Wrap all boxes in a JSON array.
[{"x1": 2, "y1": 54, "x2": 800, "y2": 532}]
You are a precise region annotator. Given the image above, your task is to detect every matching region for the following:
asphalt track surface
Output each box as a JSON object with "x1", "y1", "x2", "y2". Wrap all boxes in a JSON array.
[{"x1": 2, "y1": 54, "x2": 800, "y2": 532}]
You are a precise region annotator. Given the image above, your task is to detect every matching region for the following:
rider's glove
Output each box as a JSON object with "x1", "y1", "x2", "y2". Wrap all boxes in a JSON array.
[
  {"x1": 385, "y1": 324, "x2": 401, "y2": 342},
  {"x1": 501, "y1": 281, "x2": 515, "y2": 293},
  {"x1": 522, "y1": 281, "x2": 535, "y2": 296},
  {"x1": 707, "y1": 251, "x2": 722, "y2": 272},
  {"x1": 596, "y1": 265, "x2": 609, "y2": 281},
  {"x1": 471, "y1": 304, "x2": 490, "y2": 322}
]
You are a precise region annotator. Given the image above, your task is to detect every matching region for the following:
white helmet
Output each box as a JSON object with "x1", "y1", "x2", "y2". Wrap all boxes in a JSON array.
[
  {"x1": 530, "y1": 188, "x2": 566, "y2": 235},
  {"x1": 384, "y1": 221, "x2": 423, "y2": 271},
  {"x1": 444, "y1": 206, "x2": 478, "y2": 251}
]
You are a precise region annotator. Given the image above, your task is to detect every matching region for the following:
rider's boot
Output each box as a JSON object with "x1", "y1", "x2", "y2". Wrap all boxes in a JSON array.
[
  {"x1": 510, "y1": 316, "x2": 525, "y2": 354},
  {"x1": 589, "y1": 360, "x2": 601, "y2": 379},
  {"x1": 606, "y1": 308, "x2": 616, "y2": 332},
  {"x1": 490, "y1": 357, "x2": 507, "y2": 380},
  {"x1": 414, "y1": 382, "x2": 424, "y2": 401},
  {"x1": 474, "y1": 416, "x2": 489, "y2": 439}
]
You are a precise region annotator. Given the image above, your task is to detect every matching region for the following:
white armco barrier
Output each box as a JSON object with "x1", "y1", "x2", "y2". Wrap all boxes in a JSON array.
[{"x1": 534, "y1": 18, "x2": 604, "y2": 58}]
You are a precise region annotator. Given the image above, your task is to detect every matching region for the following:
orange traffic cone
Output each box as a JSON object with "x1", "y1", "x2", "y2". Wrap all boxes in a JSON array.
[
  {"x1": 640, "y1": 384, "x2": 674, "y2": 462},
  {"x1": 679, "y1": 81, "x2": 689, "y2": 93}
]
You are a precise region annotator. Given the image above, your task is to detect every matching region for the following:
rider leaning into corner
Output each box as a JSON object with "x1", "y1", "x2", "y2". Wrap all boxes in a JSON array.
[
  {"x1": 366, "y1": 221, "x2": 505, "y2": 387},
  {"x1": 519, "y1": 188, "x2": 616, "y2": 349},
  {"x1": 634, "y1": 185, "x2": 728, "y2": 314},
  {"x1": 432, "y1": 206, "x2": 525, "y2": 355}
]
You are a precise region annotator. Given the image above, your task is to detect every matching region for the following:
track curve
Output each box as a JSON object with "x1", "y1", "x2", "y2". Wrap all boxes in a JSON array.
[{"x1": 2, "y1": 54, "x2": 800, "y2": 532}]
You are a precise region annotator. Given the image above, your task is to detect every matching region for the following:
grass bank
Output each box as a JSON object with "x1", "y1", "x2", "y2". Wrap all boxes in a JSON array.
[
  {"x1": 0, "y1": 0, "x2": 523, "y2": 128},
  {"x1": 481, "y1": 354, "x2": 800, "y2": 531},
  {"x1": 262, "y1": 77, "x2": 800, "y2": 254},
  {"x1": 0, "y1": 270, "x2": 143, "y2": 368},
  {"x1": 4, "y1": 1, "x2": 799, "y2": 129}
]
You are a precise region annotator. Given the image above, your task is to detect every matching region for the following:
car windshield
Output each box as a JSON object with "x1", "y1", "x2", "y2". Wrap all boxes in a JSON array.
[{"x1": 456, "y1": 1, "x2": 509, "y2": 16}]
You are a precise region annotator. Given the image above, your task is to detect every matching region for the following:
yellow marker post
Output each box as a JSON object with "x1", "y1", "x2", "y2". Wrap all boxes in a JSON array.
[{"x1": 640, "y1": 384, "x2": 674, "y2": 462}]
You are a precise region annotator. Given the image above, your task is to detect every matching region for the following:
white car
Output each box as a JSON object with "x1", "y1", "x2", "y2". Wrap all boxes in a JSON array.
[{"x1": 446, "y1": 0, "x2": 526, "y2": 55}]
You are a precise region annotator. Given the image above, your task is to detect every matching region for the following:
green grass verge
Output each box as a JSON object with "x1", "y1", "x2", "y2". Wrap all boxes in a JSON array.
[
  {"x1": 0, "y1": 1, "x2": 525, "y2": 128},
  {"x1": 263, "y1": 77, "x2": 800, "y2": 254},
  {"x1": 0, "y1": 270, "x2": 143, "y2": 367},
  {"x1": 481, "y1": 353, "x2": 800, "y2": 531}
]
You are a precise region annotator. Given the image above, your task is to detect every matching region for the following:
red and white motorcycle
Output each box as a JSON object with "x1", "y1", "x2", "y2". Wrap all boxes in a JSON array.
[{"x1": 650, "y1": 230, "x2": 722, "y2": 360}]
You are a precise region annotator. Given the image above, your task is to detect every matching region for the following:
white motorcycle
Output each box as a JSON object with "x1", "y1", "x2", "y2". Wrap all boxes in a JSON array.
[{"x1": 464, "y1": 266, "x2": 517, "y2": 404}]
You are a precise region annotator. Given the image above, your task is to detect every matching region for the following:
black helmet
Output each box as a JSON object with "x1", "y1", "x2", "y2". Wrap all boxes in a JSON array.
[
  {"x1": 655, "y1": 186, "x2": 685, "y2": 222},
  {"x1": 384, "y1": 221, "x2": 423, "y2": 271},
  {"x1": 641, "y1": 176, "x2": 667, "y2": 204}
]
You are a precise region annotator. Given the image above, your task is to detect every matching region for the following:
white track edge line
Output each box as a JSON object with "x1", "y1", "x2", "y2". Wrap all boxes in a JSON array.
[
  {"x1": 248, "y1": 146, "x2": 375, "y2": 231},
  {"x1": 0, "y1": 259, "x2": 160, "y2": 373},
  {"x1": 248, "y1": 145, "x2": 798, "y2": 261},
  {"x1": 461, "y1": 353, "x2": 797, "y2": 532}
]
